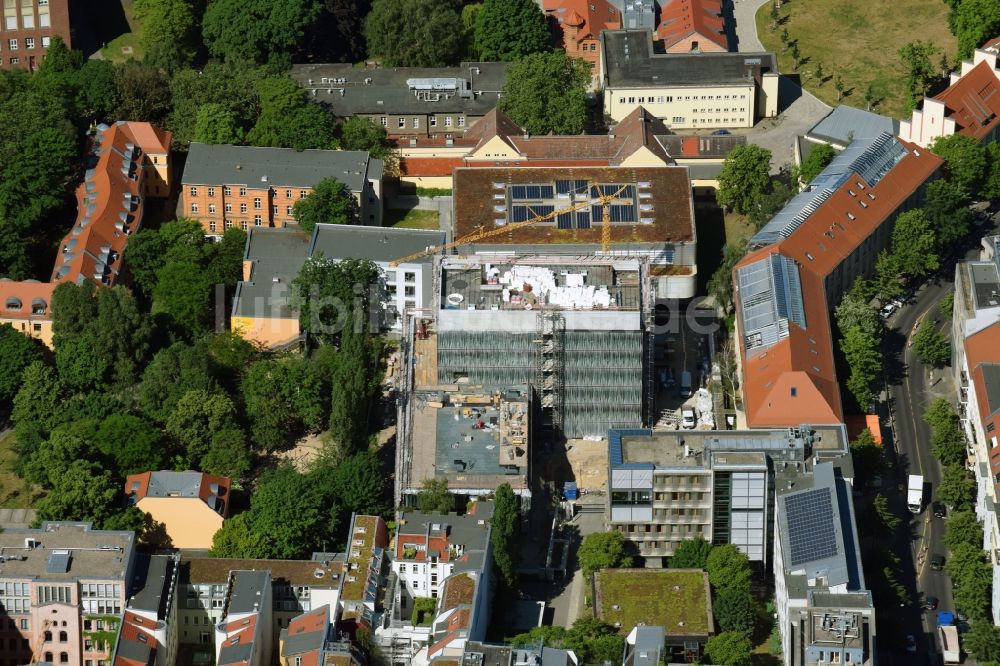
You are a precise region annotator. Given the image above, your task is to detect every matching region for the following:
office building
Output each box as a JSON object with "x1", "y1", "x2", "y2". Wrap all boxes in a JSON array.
[
  {"x1": 774, "y1": 463, "x2": 876, "y2": 666},
  {"x1": 0, "y1": 522, "x2": 136, "y2": 666},
  {"x1": 0, "y1": 0, "x2": 71, "y2": 70},
  {"x1": 181, "y1": 143, "x2": 384, "y2": 235},
  {"x1": 601, "y1": 29, "x2": 777, "y2": 126},
  {"x1": 124, "y1": 471, "x2": 230, "y2": 549},
  {"x1": 606, "y1": 425, "x2": 851, "y2": 564}
]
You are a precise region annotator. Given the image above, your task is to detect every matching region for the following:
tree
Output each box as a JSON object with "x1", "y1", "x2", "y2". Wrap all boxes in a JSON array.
[
  {"x1": 209, "y1": 512, "x2": 273, "y2": 558},
  {"x1": 293, "y1": 177, "x2": 358, "y2": 233},
  {"x1": 461, "y1": 4, "x2": 482, "y2": 59},
  {"x1": 964, "y1": 621, "x2": 1000, "y2": 662},
  {"x1": 245, "y1": 464, "x2": 338, "y2": 559},
  {"x1": 705, "y1": 632, "x2": 753, "y2": 666},
  {"x1": 924, "y1": 178, "x2": 971, "y2": 248},
  {"x1": 849, "y1": 428, "x2": 886, "y2": 489},
  {"x1": 152, "y1": 261, "x2": 213, "y2": 337},
  {"x1": 945, "y1": 510, "x2": 983, "y2": 550},
  {"x1": 939, "y1": 463, "x2": 975, "y2": 509},
  {"x1": 136, "y1": 0, "x2": 200, "y2": 71},
  {"x1": 328, "y1": 325, "x2": 382, "y2": 454},
  {"x1": 417, "y1": 478, "x2": 455, "y2": 513},
  {"x1": 930, "y1": 422, "x2": 967, "y2": 465},
  {"x1": 713, "y1": 586, "x2": 757, "y2": 637},
  {"x1": 201, "y1": 427, "x2": 252, "y2": 481},
  {"x1": 497, "y1": 51, "x2": 591, "y2": 135},
  {"x1": 924, "y1": 397, "x2": 960, "y2": 431},
  {"x1": 491, "y1": 483, "x2": 519, "y2": 589},
  {"x1": 293, "y1": 257, "x2": 383, "y2": 344},
  {"x1": 947, "y1": 543, "x2": 992, "y2": 619},
  {"x1": 707, "y1": 239, "x2": 747, "y2": 313},
  {"x1": 338, "y1": 117, "x2": 398, "y2": 176},
  {"x1": 912, "y1": 322, "x2": 951, "y2": 367},
  {"x1": 563, "y1": 618, "x2": 625, "y2": 664},
  {"x1": 194, "y1": 103, "x2": 244, "y2": 145},
  {"x1": 474, "y1": 0, "x2": 550, "y2": 61},
  {"x1": 167, "y1": 61, "x2": 265, "y2": 145},
  {"x1": 0, "y1": 323, "x2": 44, "y2": 409},
  {"x1": 891, "y1": 209, "x2": 939, "y2": 279},
  {"x1": 35, "y1": 460, "x2": 119, "y2": 526},
  {"x1": 138, "y1": 341, "x2": 220, "y2": 422},
  {"x1": 706, "y1": 544, "x2": 752, "y2": 593},
  {"x1": 872, "y1": 493, "x2": 900, "y2": 532},
  {"x1": 799, "y1": 143, "x2": 836, "y2": 184},
  {"x1": 669, "y1": 535, "x2": 713, "y2": 569},
  {"x1": 839, "y1": 326, "x2": 881, "y2": 408},
  {"x1": 76, "y1": 60, "x2": 119, "y2": 120},
  {"x1": 871, "y1": 251, "x2": 904, "y2": 302},
  {"x1": 365, "y1": 0, "x2": 464, "y2": 67},
  {"x1": 899, "y1": 41, "x2": 939, "y2": 111},
  {"x1": 242, "y1": 359, "x2": 301, "y2": 449},
  {"x1": 310, "y1": 450, "x2": 389, "y2": 519},
  {"x1": 715, "y1": 145, "x2": 774, "y2": 215},
  {"x1": 165, "y1": 390, "x2": 240, "y2": 468},
  {"x1": 11, "y1": 362, "x2": 63, "y2": 461},
  {"x1": 985, "y1": 142, "x2": 1000, "y2": 201},
  {"x1": 247, "y1": 76, "x2": 338, "y2": 150},
  {"x1": 578, "y1": 531, "x2": 633, "y2": 577},
  {"x1": 833, "y1": 75, "x2": 844, "y2": 100},
  {"x1": 950, "y1": 0, "x2": 1000, "y2": 59},
  {"x1": 930, "y1": 133, "x2": 987, "y2": 198},
  {"x1": 863, "y1": 83, "x2": 882, "y2": 111},
  {"x1": 93, "y1": 414, "x2": 167, "y2": 478},
  {"x1": 202, "y1": 0, "x2": 323, "y2": 65},
  {"x1": 834, "y1": 287, "x2": 879, "y2": 338},
  {"x1": 306, "y1": 0, "x2": 372, "y2": 63},
  {"x1": 113, "y1": 61, "x2": 172, "y2": 125},
  {"x1": 814, "y1": 61, "x2": 824, "y2": 82}
]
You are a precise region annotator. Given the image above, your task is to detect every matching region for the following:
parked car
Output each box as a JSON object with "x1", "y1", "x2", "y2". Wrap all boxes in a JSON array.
[
  {"x1": 933, "y1": 502, "x2": 947, "y2": 518},
  {"x1": 712, "y1": 129, "x2": 732, "y2": 136},
  {"x1": 880, "y1": 301, "x2": 899, "y2": 319},
  {"x1": 906, "y1": 635, "x2": 917, "y2": 653},
  {"x1": 922, "y1": 596, "x2": 939, "y2": 611},
  {"x1": 682, "y1": 409, "x2": 697, "y2": 429},
  {"x1": 931, "y1": 554, "x2": 946, "y2": 571}
]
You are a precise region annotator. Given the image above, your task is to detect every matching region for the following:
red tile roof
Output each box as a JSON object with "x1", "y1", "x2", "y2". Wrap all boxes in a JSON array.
[
  {"x1": 964, "y1": 323, "x2": 1000, "y2": 496},
  {"x1": 656, "y1": 0, "x2": 727, "y2": 50},
  {"x1": 125, "y1": 470, "x2": 231, "y2": 516},
  {"x1": 544, "y1": 0, "x2": 621, "y2": 42},
  {"x1": 933, "y1": 60, "x2": 1000, "y2": 142},
  {"x1": 282, "y1": 606, "x2": 331, "y2": 666},
  {"x1": 735, "y1": 138, "x2": 941, "y2": 428},
  {"x1": 114, "y1": 613, "x2": 156, "y2": 666},
  {"x1": 0, "y1": 281, "x2": 54, "y2": 319}
]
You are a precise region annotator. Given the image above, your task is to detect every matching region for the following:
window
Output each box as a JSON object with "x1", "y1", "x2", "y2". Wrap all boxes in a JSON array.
[
  {"x1": 207, "y1": 187, "x2": 215, "y2": 197},
  {"x1": 272, "y1": 205, "x2": 278, "y2": 215},
  {"x1": 444, "y1": 116, "x2": 452, "y2": 127},
  {"x1": 25, "y1": 38, "x2": 34, "y2": 49},
  {"x1": 628, "y1": 96, "x2": 635, "y2": 104},
  {"x1": 299, "y1": 190, "x2": 308, "y2": 199},
  {"x1": 241, "y1": 221, "x2": 248, "y2": 230},
  {"x1": 209, "y1": 221, "x2": 217, "y2": 232},
  {"x1": 254, "y1": 215, "x2": 262, "y2": 226},
  {"x1": 8, "y1": 39, "x2": 16, "y2": 51},
  {"x1": 207, "y1": 204, "x2": 216, "y2": 215},
  {"x1": 404, "y1": 286, "x2": 415, "y2": 297},
  {"x1": 286, "y1": 205, "x2": 293, "y2": 216},
  {"x1": 398, "y1": 117, "x2": 406, "y2": 128},
  {"x1": 413, "y1": 118, "x2": 420, "y2": 128},
  {"x1": 239, "y1": 187, "x2": 247, "y2": 196},
  {"x1": 59, "y1": 632, "x2": 67, "y2": 643},
  {"x1": 20, "y1": 619, "x2": 28, "y2": 630},
  {"x1": 44, "y1": 631, "x2": 52, "y2": 643},
  {"x1": 225, "y1": 203, "x2": 232, "y2": 213},
  {"x1": 190, "y1": 203, "x2": 199, "y2": 213},
  {"x1": 225, "y1": 220, "x2": 233, "y2": 229},
  {"x1": 430, "y1": 117, "x2": 437, "y2": 127},
  {"x1": 223, "y1": 186, "x2": 232, "y2": 196},
  {"x1": 286, "y1": 189, "x2": 292, "y2": 199},
  {"x1": 380, "y1": 116, "x2": 387, "y2": 127},
  {"x1": 657, "y1": 96, "x2": 665, "y2": 103},
  {"x1": 458, "y1": 116, "x2": 465, "y2": 127},
  {"x1": 42, "y1": 36, "x2": 51, "y2": 48},
  {"x1": 189, "y1": 187, "x2": 198, "y2": 197},
  {"x1": 240, "y1": 203, "x2": 248, "y2": 213},
  {"x1": 672, "y1": 116, "x2": 685, "y2": 124},
  {"x1": 253, "y1": 197, "x2": 262, "y2": 210}
]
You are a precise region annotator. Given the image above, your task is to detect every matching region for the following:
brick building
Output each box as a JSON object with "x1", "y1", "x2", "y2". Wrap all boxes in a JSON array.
[
  {"x1": 180, "y1": 143, "x2": 384, "y2": 236},
  {"x1": 0, "y1": 0, "x2": 71, "y2": 70},
  {"x1": 544, "y1": 0, "x2": 620, "y2": 77}
]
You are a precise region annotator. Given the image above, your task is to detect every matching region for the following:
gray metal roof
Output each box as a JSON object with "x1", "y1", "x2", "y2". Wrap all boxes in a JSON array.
[
  {"x1": 219, "y1": 642, "x2": 253, "y2": 665},
  {"x1": 279, "y1": 607, "x2": 328, "y2": 657},
  {"x1": 144, "y1": 471, "x2": 204, "y2": 498},
  {"x1": 806, "y1": 105, "x2": 900, "y2": 146},
  {"x1": 129, "y1": 554, "x2": 176, "y2": 617},
  {"x1": 309, "y1": 223, "x2": 445, "y2": 264},
  {"x1": 290, "y1": 62, "x2": 509, "y2": 118},
  {"x1": 982, "y1": 363, "x2": 1000, "y2": 417},
  {"x1": 182, "y1": 143, "x2": 378, "y2": 192},
  {"x1": 232, "y1": 229, "x2": 312, "y2": 320},
  {"x1": 602, "y1": 29, "x2": 776, "y2": 88},
  {"x1": 228, "y1": 570, "x2": 272, "y2": 614},
  {"x1": 626, "y1": 626, "x2": 665, "y2": 666},
  {"x1": 752, "y1": 132, "x2": 907, "y2": 246},
  {"x1": 737, "y1": 253, "x2": 806, "y2": 351},
  {"x1": 116, "y1": 636, "x2": 154, "y2": 663}
]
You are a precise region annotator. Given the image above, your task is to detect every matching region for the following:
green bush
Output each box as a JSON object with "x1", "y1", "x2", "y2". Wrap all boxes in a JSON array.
[
  {"x1": 416, "y1": 187, "x2": 453, "y2": 197},
  {"x1": 412, "y1": 597, "x2": 437, "y2": 626}
]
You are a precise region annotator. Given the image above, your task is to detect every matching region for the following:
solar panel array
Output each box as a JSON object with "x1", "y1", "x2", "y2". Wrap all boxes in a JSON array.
[
  {"x1": 737, "y1": 254, "x2": 805, "y2": 351},
  {"x1": 504, "y1": 180, "x2": 642, "y2": 230},
  {"x1": 783, "y1": 487, "x2": 839, "y2": 567}
]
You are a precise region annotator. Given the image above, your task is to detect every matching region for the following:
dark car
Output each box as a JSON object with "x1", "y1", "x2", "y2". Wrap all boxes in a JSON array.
[
  {"x1": 921, "y1": 596, "x2": 939, "y2": 611},
  {"x1": 930, "y1": 554, "x2": 945, "y2": 571},
  {"x1": 933, "y1": 502, "x2": 947, "y2": 518},
  {"x1": 712, "y1": 129, "x2": 732, "y2": 136}
]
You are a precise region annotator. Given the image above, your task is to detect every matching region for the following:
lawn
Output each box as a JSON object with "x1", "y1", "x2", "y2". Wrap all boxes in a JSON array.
[
  {"x1": 101, "y1": 1, "x2": 143, "y2": 63},
  {"x1": 755, "y1": 0, "x2": 957, "y2": 119},
  {"x1": 385, "y1": 208, "x2": 441, "y2": 230},
  {"x1": 595, "y1": 569, "x2": 711, "y2": 635},
  {"x1": 725, "y1": 212, "x2": 755, "y2": 247},
  {"x1": 0, "y1": 430, "x2": 42, "y2": 509}
]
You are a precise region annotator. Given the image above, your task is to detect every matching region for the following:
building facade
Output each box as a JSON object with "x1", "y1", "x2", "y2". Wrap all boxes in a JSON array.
[
  {"x1": 181, "y1": 144, "x2": 384, "y2": 236},
  {"x1": 655, "y1": 0, "x2": 728, "y2": 53},
  {"x1": 0, "y1": 0, "x2": 71, "y2": 70},
  {"x1": 112, "y1": 554, "x2": 181, "y2": 666},
  {"x1": 125, "y1": 471, "x2": 230, "y2": 549},
  {"x1": 0, "y1": 522, "x2": 136, "y2": 666},
  {"x1": 601, "y1": 30, "x2": 777, "y2": 126},
  {"x1": 543, "y1": 0, "x2": 621, "y2": 77}
]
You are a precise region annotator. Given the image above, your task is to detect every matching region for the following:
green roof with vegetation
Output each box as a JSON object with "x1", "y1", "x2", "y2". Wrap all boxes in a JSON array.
[{"x1": 595, "y1": 568, "x2": 713, "y2": 636}]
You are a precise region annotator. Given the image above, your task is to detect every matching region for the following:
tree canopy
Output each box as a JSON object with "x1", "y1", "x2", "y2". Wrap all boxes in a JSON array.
[
  {"x1": 891, "y1": 209, "x2": 939, "y2": 279},
  {"x1": 247, "y1": 76, "x2": 338, "y2": 150},
  {"x1": 706, "y1": 544, "x2": 752, "y2": 592},
  {"x1": 497, "y1": 51, "x2": 592, "y2": 135},
  {"x1": 194, "y1": 103, "x2": 243, "y2": 145},
  {"x1": 930, "y1": 133, "x2": 987, "y2": 198},
  {"x1": 799, "y1": 143, "x2": 836, "y2": 184},
  {"x1": 705, "y1": 632, "x2": 753, "y2": 666},
  {"x1": 364, "y1": 0, "x2": 464, "y2": 67},
  {"x1": 416, "y1": 478, "x2": 455, "y2": 514},
  {"x1": 578, "y1": 531, "x2": 633, "y2": 578},
  {"x1": 491, "y1": 483, "x2": 519, "y2": 589},
  {"x1": 911, "y1": 322, "x2": 951, "y2": 367},
  {"x1": 945, "y1": 510, "x2": 983, "y2": 550},
  {"x1": 939, "y1": 463, "x2": 975, "y2": 509},
  {"x1": 134, "y1": 0, "x2": 201, "y2": 71},
  {"x1": 950, "y1": 0, "x2": 1000, "y2": 59},
  {"x1": 715, "y1": 145, "x2": 773, "y2": 215},
  {"x1": 202, "y1": 0, "x2": 323, "y2": 65},
  {"x1": 669, "y1": 535, "x2": 713, "y2": 569},
  {"x1": 474, "y1": 0, "x2": 550, "y2": 61},
  {"x1": 293, "y1": 177, "x2": 358, "y2": 233},
  {"x1": 0, "y1": 323, "x2": 45, "y2": 410},
  {"x1": 713, "y1": 586, "x2": 757, "y2": 637}
]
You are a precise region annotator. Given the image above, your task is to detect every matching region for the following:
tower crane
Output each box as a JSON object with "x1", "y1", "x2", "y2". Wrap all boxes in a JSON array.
[{"x1": 389, "y1": 183, "x2": 630, "y2": 266}]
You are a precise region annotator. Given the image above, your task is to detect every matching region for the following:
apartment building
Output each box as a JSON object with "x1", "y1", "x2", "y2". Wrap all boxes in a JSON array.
[
  {"x1": 0, "y1": 522, "x2": 136, "y2": 666},
  {"x1": 0, "y1": 0, "x2": 71, "y2": 70},
  {"x1": 0, "y1": 280, "x2": 55, "y2": 347},
  {"x1": 601, "y1": 29, "x2": 777, "y2": 126},
  {"x1": 230, "y1": 224, "x2": 445, "y2": 347},
  {"x1": 278, "y1": 605, "x2": 364, "y2": 666},
  {"x1": 656, "y1": 0, "x2": 728, "y2": 53},
  {"x1": 124, "y1": 471, "x2": 230, "y2": 549},
  {"x1": 181, "y1": 143, "x2": 384, "y2": 236},
  {"x1": 423, "y1": 566, "x2": 491, "y2": 663},
  {"x1": 214, "y1": 571, "x2": 272, "y2": 666},
  {"x1": 398, "y1": 384, "x2": 531, "y2": 505},
  {"x1": 392, "y1": 504, "x2": 493, "y2": 608},
  {"x1": 952, "y1": 237, "x2": 1000, "y2": 624},
  {"x1": 290, "y1": 62, "x2": 509, "y2": 141},
  {"x1": 112, "y1": 554, "x2": 180, "y2": 666},
  {"x1": 606, "y1": 425, "x2": 851, "y2": 565},
  {"x1": 899, "y1": 46, "x2": 1000, "y2": 147},
  {"x1": 456, "y1": 641, "x2": 577, "y2": 666},
  {"x1": 735, "y1": 132, "x2": 940, "y2": 428},
  {"x1": 451, "y1": 166, "x2": 697, "y2": 298},
  {"x1": 774, "y1": 463, "x2": 876, "y2": 666},
  {"x1": 338, "y1": 514, "x2": 391, "y2": 621},
  {"x1": 398, "y1": 106, "x2": 674, "y2": 187},
  {"x1": 543, "y1": 0, "x2": 620, "y2": 77}
]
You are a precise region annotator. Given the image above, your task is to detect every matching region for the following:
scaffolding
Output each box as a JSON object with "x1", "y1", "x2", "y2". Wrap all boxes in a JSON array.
[{"x1": 535, "y1": 312, "x2": 566, "y2": 434}]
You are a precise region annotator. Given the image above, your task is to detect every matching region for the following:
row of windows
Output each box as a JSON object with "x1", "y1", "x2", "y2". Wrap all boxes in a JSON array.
[
  {"x1": 208, "y1": 219, "x2": 273, "y2": 232},
  {"x1": 619, "y1": 93, "x2": 748, "y2": 105},
  {"x1": 81, "y1": 600, "x2": 121, "y2": 615},
  {"x1": 0, "y1": 582, "x2": 29, "y2": 596},
  {"x1": 192, "y1": 202, "x2": 297, "y2": 217},
  {"x1": 2, "y1": 35, "x2": 50, "y2": 49},
  {"x1": 691, "y1": 108, "x2": 747, "y2": 114},
  {"x1": 1, "y1": 8, "x2": 52, "y2": 32},
  {"x1": 577, "y1": 42, "x2": 598, "y2": 52},
  {"x1": 81, "y1": 584, "x2": 121, "y2": 598},
  {"x1": 381, "y1": 115, "x2": 465, "y2": 129},
  {"x1": 189, "y1": 187, "x2": 309, "y2": 199}
]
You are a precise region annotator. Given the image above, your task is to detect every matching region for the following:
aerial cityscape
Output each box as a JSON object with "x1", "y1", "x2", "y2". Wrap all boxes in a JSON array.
[{"x1": 0, "y1": 0, "x2": 999, "y2": 665}]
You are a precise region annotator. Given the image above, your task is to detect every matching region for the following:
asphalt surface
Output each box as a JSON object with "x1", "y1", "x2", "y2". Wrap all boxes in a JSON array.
[{"x1": 881, "y1": 222, "x2": 997, "y2": 664}]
